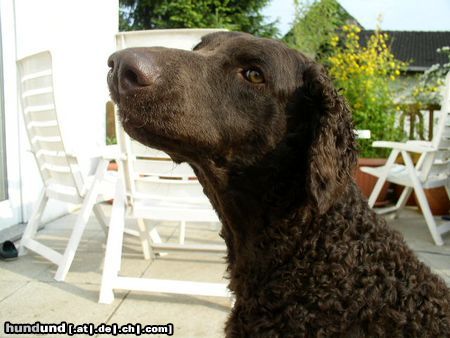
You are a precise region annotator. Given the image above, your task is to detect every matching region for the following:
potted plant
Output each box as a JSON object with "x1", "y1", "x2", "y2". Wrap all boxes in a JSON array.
[{"x1": 326, "y1": 25, "x2": 406, "y2": 205}]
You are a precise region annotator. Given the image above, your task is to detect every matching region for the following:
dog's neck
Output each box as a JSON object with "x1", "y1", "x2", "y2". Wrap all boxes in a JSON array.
[
  {"x1": 195, "y1": 152, "x2": 307, "y2": 231},
  {"x1": 190, "y1": 144, "x2": 316, "y2": 295}
]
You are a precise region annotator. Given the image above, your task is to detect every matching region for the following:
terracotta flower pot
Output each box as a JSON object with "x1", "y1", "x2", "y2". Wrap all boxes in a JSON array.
[
  {"x1": 393, "y1": 185, "x2": 417, "y2": 207},
  {"x1": 107, "y1": 161, "x2": 118, "y2": 172},
  {"x1": 393, "y1": 182, "x2": 450, "y2": 216},
  {"x1": 417, "y1": 187, "x2": 450, "y2": 216},
  {"x1": 106, "y1": 161, "x2": 118, "y2": 204},
  {"x1": 354, "y1": 158, "x2": 391, "y2": 207}
]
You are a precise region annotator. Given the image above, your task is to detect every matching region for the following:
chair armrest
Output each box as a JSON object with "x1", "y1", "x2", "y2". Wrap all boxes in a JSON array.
[
  {"x1": 65, "y1": 145, "x2": 125, "y2": 178},
  {"x1": 405, "y1": 140, "x2": 432, "y2": 147},
  {"x1": 66, "y1": 144, "x2": 125, "y2": 161},
  {"x1": 355, "y1": 129, "x2": 371, "y2": 139},
  {"x1": 102, "y1": 144, "x2": 126, "y2": 161},
  {"x1": 372, "y1": 141, "x2": 437, "y2": 153},
  {"x1": 65, "y1": 148, "x2": 101, "y2": 160}
]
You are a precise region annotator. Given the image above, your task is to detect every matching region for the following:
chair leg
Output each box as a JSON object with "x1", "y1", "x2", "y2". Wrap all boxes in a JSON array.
[
  {"x1": 99, "y1": 178, "x2": 127, "y2": 304},
  {"x1": 149, "y1": 223, "x2": 163, "y2": 244},
  {"x1": 136, "y1": 218, "x2": 152, "y2": 260},
  {"x1": 54, "y1": 159, "x2": 108, "y2": 281},
  {"x1": 93, "y1": 203, "x2": 108, "y2": 234},
  {"x1": 414, "y1": 185, "x2": 443, "y2": 246},
  {"x1": 402, "y1": 151, "x2": 443, "y2": 246},
  {"x1": 179, "y1": 221, "x2": 186, "y2": 244},
  {"x1": 19, "y1": 188, "x2": 48, "y2": 256},
  {"x1": 446, "y1": 176, "x2": 450, "y2": 200},
  {"x1": 368, "y1": 150, "x2": 399, "y2": 208},
  {"x1": 393, "y1": 187, "x2": 413, "y2": 218},
  {"x1": 54, "y1": 193, "x2": 97, "y2": 281},
  {"x1": 143, "y1": 220, "x2": 168, "y2": 257}
]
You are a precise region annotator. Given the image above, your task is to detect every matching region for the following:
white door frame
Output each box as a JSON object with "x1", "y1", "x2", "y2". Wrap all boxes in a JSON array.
[{"x1": 0, "y1": 0, "x2": 23, "y2": 231}]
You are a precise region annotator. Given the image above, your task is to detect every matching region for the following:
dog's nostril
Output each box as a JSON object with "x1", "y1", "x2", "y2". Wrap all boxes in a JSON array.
[
  {"x1": 123, "y1": 68, "x2": 139, "y2": 86},
  {"x1": 120, "y1": 64, "x2": 153, "y2": 88}
]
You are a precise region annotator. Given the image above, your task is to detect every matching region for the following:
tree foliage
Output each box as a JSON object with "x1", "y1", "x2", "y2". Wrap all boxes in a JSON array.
[
  {"x1": 284, "y1": 0, "x2": 352, "y2": 60},
  {"x1": 119, "y1": 0, "x2": 278, "y2": 37}
]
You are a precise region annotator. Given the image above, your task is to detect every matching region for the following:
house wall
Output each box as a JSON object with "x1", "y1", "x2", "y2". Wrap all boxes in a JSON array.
[{"x1": 0, "y1": 0, "x2": 118, "y2": 227}]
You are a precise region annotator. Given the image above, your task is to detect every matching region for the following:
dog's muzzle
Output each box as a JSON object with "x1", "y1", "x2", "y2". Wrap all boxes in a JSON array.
[{"x1": 107, "y1": 48, "x2": 161, "y2": 100}]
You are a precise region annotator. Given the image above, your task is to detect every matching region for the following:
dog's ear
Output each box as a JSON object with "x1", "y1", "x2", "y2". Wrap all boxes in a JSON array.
[{"x1": 302, "y1": 63, "x2": 358, "y2": 215}]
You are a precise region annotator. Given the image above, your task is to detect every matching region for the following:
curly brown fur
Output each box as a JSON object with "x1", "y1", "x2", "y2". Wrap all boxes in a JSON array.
[{"x1": 108, "y1": 31, "x2": 450, "y2": 337}]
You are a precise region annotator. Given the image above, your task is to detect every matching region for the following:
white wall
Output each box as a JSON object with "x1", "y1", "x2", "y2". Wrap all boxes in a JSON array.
[{"x1": 1, "y1": 0, "x2": 118, "y2": 225}]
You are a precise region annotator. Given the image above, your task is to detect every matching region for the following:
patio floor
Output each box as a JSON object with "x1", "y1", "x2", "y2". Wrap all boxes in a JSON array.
[{"x1": 0, "y1": 204, "x2": 449, "y2": 337}]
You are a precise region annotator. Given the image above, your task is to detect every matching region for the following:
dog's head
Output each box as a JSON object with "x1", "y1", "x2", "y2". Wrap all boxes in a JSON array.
[{"x1": 108, "y1": 31, "x2": 357, "y2": 214}]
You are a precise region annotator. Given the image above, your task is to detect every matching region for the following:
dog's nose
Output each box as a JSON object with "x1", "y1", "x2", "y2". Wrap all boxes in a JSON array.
[{"x1": 108, "y1": 49, "x2": 159, "y2": 94}]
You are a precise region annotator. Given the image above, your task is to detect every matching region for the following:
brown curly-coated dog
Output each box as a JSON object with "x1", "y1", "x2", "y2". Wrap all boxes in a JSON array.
[{"x1": 108, "y1": 31, "x2": 450, "y2": 337}]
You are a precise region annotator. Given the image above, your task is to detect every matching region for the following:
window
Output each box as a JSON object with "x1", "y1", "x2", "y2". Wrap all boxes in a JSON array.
[{"x1": 0, "y1": 20, "x2": 7, "y2": 202}]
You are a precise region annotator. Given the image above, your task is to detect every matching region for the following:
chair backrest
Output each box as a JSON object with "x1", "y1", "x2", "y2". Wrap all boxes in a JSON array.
[
  {"x1": 114, "y1": 112, "x2": 214, "y2": 222},
  {"x1": 425, "y1": 72, "x2": 450, "y2": 180},
  {"x1": 17, "y1": 51, "x2": 84, "y2": 203},
  {"x1": 115, "y1": 28, "x2": 227, "y2": 50},
  {"x1": 113, "y1": 29, "x2": 223, "y2": 222}
]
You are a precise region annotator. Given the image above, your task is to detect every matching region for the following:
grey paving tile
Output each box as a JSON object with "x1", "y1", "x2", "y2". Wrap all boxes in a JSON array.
[
  {"x1": 0, "y1": 281, "x2": 120, "y2": 337},
  {"x1": 106, "y1": 292, "x2": 230, "y2": 338},
  {"x1": 416, "y1": 251, "x2": 450, "y2": 285},
  {"x1": 387, "y1": 208, "x2": 450, "y2": 252},
  {"x1": 0, "y1": 254, "x2": 52, "y2": 282},
  {"x1": 0, "y1": 280, "x2": 28, "y2": 303},
  {"x1": 102, "y1": 224, "x2": 229, "y2": 338},
  {"x1": 2, "y1": 204, "x2": 450, "y2": 338}
]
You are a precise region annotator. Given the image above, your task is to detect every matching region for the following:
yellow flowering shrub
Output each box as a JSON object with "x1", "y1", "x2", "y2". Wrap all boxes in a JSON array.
[{"x1": 327, "y1": 25, "x2": 407, "y2": 157}]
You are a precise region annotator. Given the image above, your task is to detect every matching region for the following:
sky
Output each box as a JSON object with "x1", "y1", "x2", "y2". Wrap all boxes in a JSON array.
[{"x1": 262, "y1": 0, "x2": 450, "y2": 36}]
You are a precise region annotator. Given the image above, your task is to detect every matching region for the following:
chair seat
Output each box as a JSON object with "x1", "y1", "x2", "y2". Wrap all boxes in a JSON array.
[
  {"x1": 84, "y1": 169, "x2": 117, "y2": 200},
  {"x1": 133, "y1": 198, "x2": 219, "y2": 222},
  {"x1": 360, "y1": 164, "x2": 447, "y2": 189}
]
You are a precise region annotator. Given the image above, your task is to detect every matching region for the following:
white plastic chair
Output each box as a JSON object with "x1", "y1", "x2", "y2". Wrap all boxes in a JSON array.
[
  {"x1": 361, "y1": 72, "x2": 450, "y2": 245},
  {"x1": 99, "y1": 112, "x2": 228, "y2": 304},
  {"x1": 114, "y1": 28, "x2": 226, "y2": 244},
  {"x1": 99, "y1": 29, "x2": 230, "y2": 304},
  {"x1": 17, "y1": 51, "x2": 114, "y2": 281}
]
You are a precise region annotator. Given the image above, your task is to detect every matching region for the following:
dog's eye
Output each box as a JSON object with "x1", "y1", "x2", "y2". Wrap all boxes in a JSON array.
[{"x1": 243, "y1": 69, "x2": 265, "y2": 84}]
